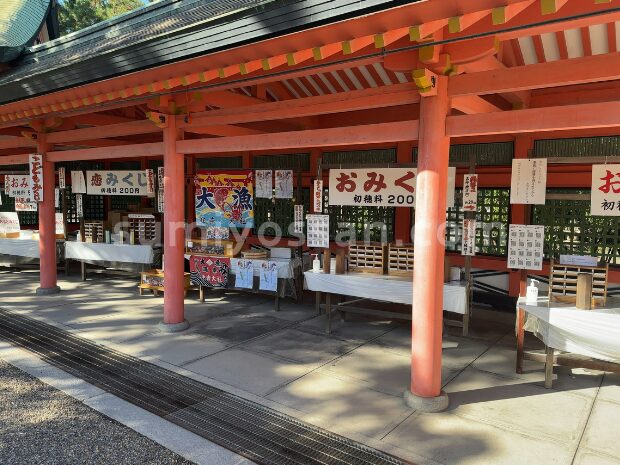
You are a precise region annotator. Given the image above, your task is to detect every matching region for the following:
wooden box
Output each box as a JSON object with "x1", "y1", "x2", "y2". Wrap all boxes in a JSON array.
[
  {"x1": 139, "y1": 269, "x2": 190, "y2": 296},
  {"x1": 549, "y1": 259, "x2": 609, "y2": 307},
  {"x1": 186, "y1": 239, "x2": 236, "y2": 257},
  {"x1": 84, "y1": 221, "x2": 104, "y2": 243},
  {"x1": 348, "y1": 242, "x2": 387, "y2": 274},
  {"x1": 388, "y1": 244, "x2": 414, "y2": 276}
]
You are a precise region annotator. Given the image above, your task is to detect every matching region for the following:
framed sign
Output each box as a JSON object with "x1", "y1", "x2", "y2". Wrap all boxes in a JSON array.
[
  {"x1": 328, "y1": 167, "x2": 456, "y2": 208},
  {"x1": 195, "y1": 170, "x2": 254, "y2": 229},
  {"x1": 510, "y1": 159, "x2": 547, "y2": 205},
  {"x1": 86, "y1": 170, "x2": 152, "y2": 196},
  {"x1": 189, "y1": 255, "x2": 231, "y2": 288}
]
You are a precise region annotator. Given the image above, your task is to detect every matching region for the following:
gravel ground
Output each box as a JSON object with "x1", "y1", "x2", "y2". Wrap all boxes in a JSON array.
[{"x1": 0, "y1": 358, "x2": 195, "y2": 465}]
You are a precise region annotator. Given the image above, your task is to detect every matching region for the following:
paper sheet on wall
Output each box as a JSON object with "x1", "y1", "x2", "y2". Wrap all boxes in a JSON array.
[
  {"x1": 294, "y1": 204, "x2": 304, "y2": 234},
  {"x1": 306, "y1": 214, "x2": 329, "y2": 248},
  {"x1": 234, "y1": 259, "x2": 254, "y2": 289},
  {"x1": 510, "y1": 159, "x2": 547, "y2": 205},
  {"x1": 275, "y1": 170, "x2": 293, "y2": 199},
  {"x1": 508, "y1": 224, "x2": 544, "y2": 270},
  {"x1": 255, "y1": 170, "x2": 272, "y2": 198},
  {"x1": 259, "y1": 261, "x2": 278, "y2": 292}
]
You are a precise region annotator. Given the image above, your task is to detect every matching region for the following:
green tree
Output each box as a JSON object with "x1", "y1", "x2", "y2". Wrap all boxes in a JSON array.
[{"x1": 58, "y1": 0, "x2": 145, "y2": 35}]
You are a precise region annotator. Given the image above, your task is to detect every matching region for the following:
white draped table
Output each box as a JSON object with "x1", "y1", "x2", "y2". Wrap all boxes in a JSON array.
[
  {"x1": 65, "y1": 242, "x2": 155, "y2": 279},
  {"x1": 516, "y1": 297, "x2": 620, "y2": 387},
  {"x1": 304, "y1": 271, "x2": 470, "y2": 334},
  {"x1": 0, "y1": 238, "x2": 65, "y2": 267}
]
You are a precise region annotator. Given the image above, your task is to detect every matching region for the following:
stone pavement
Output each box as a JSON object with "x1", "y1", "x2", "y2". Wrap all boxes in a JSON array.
[{"x1": 0, "y1": 269, "x2": 619, "y2": 465}]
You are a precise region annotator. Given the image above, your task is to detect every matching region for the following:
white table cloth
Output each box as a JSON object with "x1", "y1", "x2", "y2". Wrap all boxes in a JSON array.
[
  {"x1": 304, "y1": 271, "x2": 468, "y2": 315},
  {"x1": 66, "y1": 242, "x2": 154, "y2": 264},
  {"x1": 0, "y1": 239, "x2": 40, "y2": 259},
  {"x1": 522, "y1": 297, "x2": 620, "y2": 363}
]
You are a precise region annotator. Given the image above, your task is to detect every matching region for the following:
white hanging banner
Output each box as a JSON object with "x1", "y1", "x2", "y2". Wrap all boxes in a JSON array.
[
  {"x1": 328, "y1": 167, "x2": 456, "y2": 208},
  {"x1": 306, "y1": 214, "x2": 329, "y2": 248},
  {"x1": 461, "y1": 219, "x2": 476, "y2": 256},
  {"x1": 157, "y1": 190, "x2": 164, "y2": 213},
  {"x1": 55, "y1": 213, "x2": 65, "y2": 236},
  {"x1": 6, "y1": 175, "x2": 31, "y2": 198},
  {"x1": 86, "y1": 170, "x2": 151, "y2": 196},
  {"x1": 259, "y1": 261, "x2": 278, "y2": 292},
  {"x1": 157, "y1": 166, "x2": 165, "y2": 191},
  {"x1": 590, "y1": 164, "x2": 620, "y2": 216},
  {"x1": 463, "y1": 174, "x2": 479, "y2": 212},
  {"x1": 29, "y1": 153, "x2": 44, "y2": 203},
  {"x1": 294, "y1": 204, "x2": 304, "y2": 234},
  {"x1": 58, "y1": 167, "x2": 66, "y2": 189},
  {"x1": 275, "y1": 170, "x2": 293, "y2": 199},
  {"x1": 507, "y1": 224, "x2": 545, "y2": 270},
  {"x1": 71, "y1": 171, "x2": 87, "y2": 194},
  {"x1": 255, "y1": 170, "x2": 273, "y2": 198},
  {"x1": 0, "y1": 212, "x2": 20, "y2": 234},
  {"x1": 510, "y1": 159, "x2": 547, "y2": 205},
  {"x1": 76, "y1": 194, "x2": 84, "y2": 218},
  {"x1": 55, "y1": 188, "x2": 60, "y2": 209},
  {"x1": 313, "y1": 180, "x2": 323, "y2": 213},
  {"x1": 145, "y1": 169, "x2": 155, "y2": 196}
]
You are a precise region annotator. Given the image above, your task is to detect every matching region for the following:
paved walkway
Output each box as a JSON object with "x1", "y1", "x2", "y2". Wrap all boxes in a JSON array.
[{"x1": 0, "y1": 269, "x2": 619, "y2": 465}]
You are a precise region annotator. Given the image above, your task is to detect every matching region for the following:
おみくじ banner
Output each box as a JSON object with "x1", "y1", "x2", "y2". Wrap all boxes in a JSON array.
[{"x1": 194, "y1": 170, "x2": 254, "y2": 229}]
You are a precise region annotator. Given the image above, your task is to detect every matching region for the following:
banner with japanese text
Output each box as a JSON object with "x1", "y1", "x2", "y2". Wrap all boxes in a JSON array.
[
  {"x1": 328, "y1": 167, "x2": 456, "y2": 208},
  {"x1": 86, "y1": 171, "x2": 152, "y2": 196},
  {"x1": 591, "y1": 164, "x2": 620, "y2": 216},
  {"x1": 194, "y1": 170, "x2": 254, "y2": 229},
  {"x1": 29, "y1": 153, "x2": 44, "y2": 202},
  {"x1": 5, "y1": 175, "x2": 31, "y2": 198},
  {"x1": 463, "y1": 174, "x2": 479, "y2": 212},
  {"x1": 189, "y1": 255, "x2": 230, "y2": 288}
]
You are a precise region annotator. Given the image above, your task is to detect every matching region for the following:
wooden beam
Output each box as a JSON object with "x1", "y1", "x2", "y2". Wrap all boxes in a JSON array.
[
  {"x1": 0, "y1": 136, "x2": 36, "y2": 150},
  {"x1": 448, "y1": 10, "x2": 491, "y2": 33},
  {"x1": 541, "y1": 0, "x2": 569, "y2": 15},
  {"x1": 451, "y1": 96, "x2": 502, "y2": 114},
  {"x1": 492, "y1": 1, "x2": 535, "y2": 25},
  {"x1": 46, "y1": 120, "x2": 158, "y2": 144},
  {"x1": 0, "y1": 154, "x2": 29, "y2": 165},
  {"x1": 447, "y1": 100, "x2": 620, "y2": 137},
  {"x1": 449, "y1": 52, "x2": 620, "y2": 96},
  {"x1": 180, "y1": 82, "x2": 419, "y2": 128},
  {"x1": 47, "y1": 142, "x2": 163, "y2": 162},
  {"x1": 185, "y1": 125, "x2": 265, "y2": 136},
  {"x1": 177, "y1": 120, "x2": 419, "y2": 154},
  {"x1": 70, "y1": 113, "x2": 138, "y2": 126}
]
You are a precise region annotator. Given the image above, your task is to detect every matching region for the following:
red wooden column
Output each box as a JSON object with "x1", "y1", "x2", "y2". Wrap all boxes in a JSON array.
[
  {"x1": 159, "y1": 115, "x2": 189, "y2": 332},
  {"x1": 36, "y1": 133, "x2": 60, "y2": 295},
  {"x1": 405, "y1": 75, "x2": 450, "y2": 412}
]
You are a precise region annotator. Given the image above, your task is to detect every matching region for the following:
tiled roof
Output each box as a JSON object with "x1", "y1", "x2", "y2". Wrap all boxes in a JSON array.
[{"x1": 0, "y1": 0, "x2": 50, "y2": 62}]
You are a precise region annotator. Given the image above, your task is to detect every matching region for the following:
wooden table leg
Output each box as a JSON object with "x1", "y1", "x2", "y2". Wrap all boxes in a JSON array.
[
  {"x1": 516, "y1": 306, "x2": 525, "y2": 374},
  {"x1": 199, "y1": 285, "x2": 205, "y2": 303},
  {"x1": 325, "y1": 293, "x2": 332, "y2": 335},
  {"x1": 462, "y1": 311, "x2": 470, "y2": 337},
  {"x1": 545, "y1": 346, "x2": 555, "y2": 389},
  {"x1": 275, "y1": 293, "x2": 280, "y2": 312},
  {"x1": 80, "y1": 260, "x2": 86, "y2": 282},
  {"x1": 315, "y1": 291, "x2": 322, "y2": 315}
]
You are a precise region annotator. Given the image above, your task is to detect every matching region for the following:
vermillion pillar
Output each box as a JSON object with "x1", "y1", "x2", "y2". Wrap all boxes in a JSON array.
[
  {"x1": 159, "y1": 116, "x2": 189, "y2": 332},
  {"x1": 36, "y1": 134, "x2": 60, "y2": 295},
  {"x1": 404, "y1": 75, "x2": 450, "y2": 412}
]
